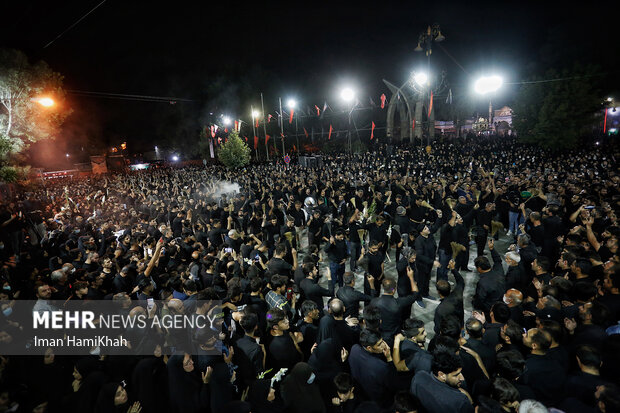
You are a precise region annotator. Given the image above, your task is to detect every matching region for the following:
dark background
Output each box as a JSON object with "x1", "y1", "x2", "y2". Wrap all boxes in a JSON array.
[{"x1": 1, "y1": 1, "x2": 617, "y2": 168}]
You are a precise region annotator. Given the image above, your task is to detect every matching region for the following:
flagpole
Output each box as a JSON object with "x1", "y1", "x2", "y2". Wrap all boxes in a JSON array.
[
  {"x1": 279, "y1": 97, "x2": 285, "y2": 156},
  {"x1": 295, "y1": 113, "x2": 300, "y2": 153},
  {"x1": 261, "y1": 93, "x2": 269, "y2": 161},
  {"x1": 251, "y1": 106, "x2": 259, "y2": 160}
]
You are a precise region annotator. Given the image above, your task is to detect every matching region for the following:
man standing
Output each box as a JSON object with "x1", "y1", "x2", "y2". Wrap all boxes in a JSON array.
[
  {"x1": 348, "y1": 329, "x2": 397, "y2": 408},
  {"x1": 337, "y1": 272, "x2": 378, "y2": 318},
  {"x1": 325, "y1": 229, "x2": 349, "y2": 290},
  {"x1": 410, "y1": 350, "x2": 473, "y2": 413},
  {"x1": 521, "y1": 327, "x2": 565, "y2": 406},
  {"x1": 475, "y1": 202, "x2": 495, "y2": 257},
  {"x1": 472, "y1": 239, "x2": 505, "y2": 316},
  {"x1": 370, "y1": 274, "x2": 419, "y2": 344},
  {"x1": 414, "y1": 213, "x2": 442, "y2": 308}
]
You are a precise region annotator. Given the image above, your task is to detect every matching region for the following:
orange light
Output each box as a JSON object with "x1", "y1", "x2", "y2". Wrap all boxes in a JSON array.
[
  {"x1": 36, "y1": 97, "x2": 55, "y2": 107},
  {"x1": 121, "y1": 142, "x2": 127, "y2": 150}
]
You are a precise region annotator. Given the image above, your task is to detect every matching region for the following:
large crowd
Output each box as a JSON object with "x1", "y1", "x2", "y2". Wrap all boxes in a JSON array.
[{"x1": 0, "y1": 135, "x2": 619, "y2": 413}]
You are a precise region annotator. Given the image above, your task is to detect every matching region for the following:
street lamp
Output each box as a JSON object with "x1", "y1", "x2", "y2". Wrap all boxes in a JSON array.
[
  {"x1": 474, "y1": 75, "x2": 503, "y2": 134},
  {"x1": 285, "y1": 99, "x2": 299, "y2": 154},
  {"x1": 414, "y1": 24, "x2": 445, "y2": 144},
  {"x1": 32, "y1": 97, "x2": 55, "y2": 107}
]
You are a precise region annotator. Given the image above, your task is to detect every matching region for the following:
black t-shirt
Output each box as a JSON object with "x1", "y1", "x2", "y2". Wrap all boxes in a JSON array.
[
  {"x1": 366, "y1": 251, "x2": 385, "y2": 278},
  {"x1": 267, "y1": 257, "x2": 293, "y2": 278},
  {"x1": 267, "y1": 334, "x2": 302, "y2": 371}
]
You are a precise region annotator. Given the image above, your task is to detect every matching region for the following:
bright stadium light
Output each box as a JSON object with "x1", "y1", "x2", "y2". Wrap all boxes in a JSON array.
[
  {"x1": 222, "y1": 116, "x2": 232, "y2": 126},
  {"x1": 287, "y1": 99, "x2": 296, "y2": 109},
  {"x1": 171, "y1": 155, "x2": 179, "y2": 161},
  {"x1": 413, "y1": 72, "x2": 428, "y2": 86},
  {"x1": 251, "y1": 110, "x2": 260, "y2": 118},
  {"x1": 341, "y1": 88, "x2": 355, "y2": 102},
  {"x1": 474, "y1": 75, "x2": 503, "y2": 94}
]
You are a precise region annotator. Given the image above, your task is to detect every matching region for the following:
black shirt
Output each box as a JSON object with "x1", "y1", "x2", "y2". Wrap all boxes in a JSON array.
[{"x1": 266, "y1": 334, "x2": 302, "y2": 371}]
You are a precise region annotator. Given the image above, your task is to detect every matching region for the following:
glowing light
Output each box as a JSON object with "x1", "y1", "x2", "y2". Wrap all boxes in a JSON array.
[
  {"x1": 222, "y1": 116, "x2": 232, "y2": 126},
  {"x1": 607, "y1": 97, "x2": 613, "y2": 102},
  {"x1": 474, "y1": 75, "x2": 503, "y2": 94},
  {"x1": 154, "y1": 146, "x2": 158, "y2": 151},
  {"x1": 65, "y1": 153, "x2": 70, "y2": 157},
  {"x1": 609, "y1": 128, "x2": 618, "y2": 133},
  {"x1": 131, "y1": 163, "x2": 150, "y2": 170},
  {"x1": 171, "y1": 155, "x2": 179, "y2": 161},
  {"x1": 36, "y1": 97, "x2": 55, "y2": 107},
  {"x1": 287, "y1": 99, "x2": 297, "y2": 109},
  {"x1": 413, "y1": 72, "x2": 428, "y2": 86},
  {"x1": 610, "y1": 107, "x2": 619, "y2": 115},
  {"x1": 251, "y1": 110, "x2": 260, "y2": 118},
  {"x1": 341, "y1": 88, "x2": 355, "y2": 102}
]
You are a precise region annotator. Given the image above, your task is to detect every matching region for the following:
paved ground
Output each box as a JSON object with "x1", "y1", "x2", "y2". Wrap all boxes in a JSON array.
[{"x1": 303, "y1": 228, "x2": 515, "y2": 341}]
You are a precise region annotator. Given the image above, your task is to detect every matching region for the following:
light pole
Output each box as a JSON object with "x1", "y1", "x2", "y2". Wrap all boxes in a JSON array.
[
  {"x1": 286, "y1": 99, "x2": 299, "y2": 154},
  {"x1": 414, "y1": 24, "x2": 445, "y2": 144},
  {"x1": 410, "y1": 71, "x2": 429, "y2": 143},
  {"x1": 251, "y1": 108, "x2": 261, "y2": 160},
  {"x1": 474, "y1": 75, "x2": 503, "y2": 134},
  {"x1": 341, "y1": 88, "x2": 355, "y2": 154}
]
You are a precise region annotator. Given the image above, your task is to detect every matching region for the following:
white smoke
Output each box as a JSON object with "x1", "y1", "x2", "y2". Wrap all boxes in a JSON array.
[{"x1": 210, "y1": 180, "x2": 241, "y2": 199}]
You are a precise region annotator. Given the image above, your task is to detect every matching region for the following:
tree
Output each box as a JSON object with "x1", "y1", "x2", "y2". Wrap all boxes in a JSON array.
[
  {"x1": 217, "y1": 130, "x2": 251, "y2": 169},
  {"x1": 0, "y1": 49, "x2": 71, "y2": 155},
  {"x1": 512, "y1": 64, "x2": 601, "y2": 149}
]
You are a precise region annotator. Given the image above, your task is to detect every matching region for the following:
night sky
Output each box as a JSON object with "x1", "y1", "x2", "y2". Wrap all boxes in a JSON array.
[{"x1": 1, "y1": 1, "x2": 617, "y2": 168}]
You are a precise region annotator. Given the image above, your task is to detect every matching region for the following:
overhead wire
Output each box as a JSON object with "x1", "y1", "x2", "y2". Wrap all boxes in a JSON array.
[{"x1": 43, "y1": 0, "x2": 107, "y2": 49}]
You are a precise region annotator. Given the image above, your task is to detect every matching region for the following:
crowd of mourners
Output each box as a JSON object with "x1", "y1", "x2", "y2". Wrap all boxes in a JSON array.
[{"x1": 0, "y1": 134, "x2": 619, "y2": 413}]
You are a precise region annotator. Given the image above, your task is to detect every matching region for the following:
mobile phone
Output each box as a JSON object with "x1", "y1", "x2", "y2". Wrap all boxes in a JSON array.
[
  {"x1": 254, "y1": 254, "x2": 260, "y2": 262},
  {"x1": 584, "y1": 206, "x2": 595, "y2": 210},
  {"x1": 147, "y1": 298, "x2": 154, "y2": 310},
  {"x1": 225, "y1": 247, "x2": 233, "y2": 253}
]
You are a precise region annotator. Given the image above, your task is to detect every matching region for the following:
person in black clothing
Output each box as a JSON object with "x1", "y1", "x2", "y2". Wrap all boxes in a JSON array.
[
  {"x1": 347, "y1": 209, "x2": 363, "y2": 272},
  {"x1": 235, "y1": 312, "x2": 266, "y2": 386},
  {"x1": 337, "y1": 271, "x2": 378, "y2": 318},
  {"x1": 265, "y1": 308, "x2": 304, "y2": 371},
  {"x1": 434, "y1": 259, "x2": 465, "y2": 335},
  {"x1": 392, "y1": 319, "x2": 432, "y2": 374},
  {"x1": 464, "y1": 318, "x2": 495, "y2": 374},
  {"x1": 316, "y1": 298, "x2": 358, "y2": 351},
  {"x1": 358, "y1": 240, "x2": 386, "y2": 296},
  {"x1": 437, "y1": 210, "x2": 458, "y2": 282},
  {"x1": 562, "y1": 345, "x2": 611, "y2": 410},
  {"x1": 370, "y1": 275, "x2": 419, "y2": 344},
  {"x1": 325, "y1": 230, "x2": 349, "y2": 290},
  {"x1": 307, "y1": 210, "x2": 324, "y2": 249},
  {"x1": 472, "y1": 239, "x2": 505, "y2": 316},
  {"x1": 414, "y1": 213, "x2": 442, "y2": 307},
  {"x1": 521, "y1": 327, "x2": 565, "y2": 407},
  {"x1": 475, "y1": 202, "x2": 495, "y2": 258},
  {"x1": 395, "y1": 248, "x2": 417, "y2": 300},
  {"x1": 296, "y1": 300, "x2": 320, "y2": 360},
  {"x1": 299, "y1": 265, "x2": 333, "y2": 316}
]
